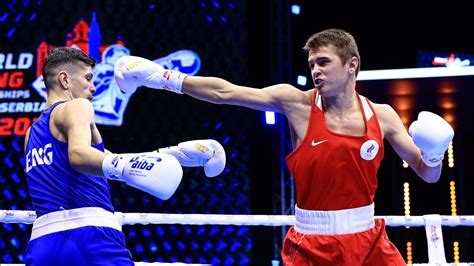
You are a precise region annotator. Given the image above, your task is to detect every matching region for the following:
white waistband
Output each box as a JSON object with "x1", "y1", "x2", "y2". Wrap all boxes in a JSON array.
[
  {"x1": 294, "y1": 203, "x2": 375, "y2": 235},
  {"x1": 31, "y1": 207, "x2": 121, "y2": 241}
]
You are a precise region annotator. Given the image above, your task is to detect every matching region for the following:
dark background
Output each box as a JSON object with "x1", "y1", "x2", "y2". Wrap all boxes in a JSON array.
[{"x1": 1, "y1": 0, "x2": 473, "y2": 264}]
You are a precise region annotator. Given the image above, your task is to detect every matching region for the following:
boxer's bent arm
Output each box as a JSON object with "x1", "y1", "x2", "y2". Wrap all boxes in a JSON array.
[
  {"x1": 53, "y1": 98, "x2": 183, "y2": 199},
  {"x1": 375, "y1": 104, "x2": 441, "y2": 183},
  {"x1": 182, "y1": 76, "x2": 302, "y2": 114},
  {"x1": 60, "y1": 98, "x2": 106, "y2": 176}
]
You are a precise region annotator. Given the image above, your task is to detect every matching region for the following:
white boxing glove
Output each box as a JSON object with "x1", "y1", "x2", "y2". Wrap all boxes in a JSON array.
[
  {"x1": 114, "y1": 55, "x2": 187, "y2": 94},
  {"x1": 102, "y1": 153, "x2": 183, "y2": 200},
  {"x1": 159, "y1": 139, "x2": 226, "y2": 178},
  {"x1": 409, "y1": 111, "x2": 454, "y2": 167}
]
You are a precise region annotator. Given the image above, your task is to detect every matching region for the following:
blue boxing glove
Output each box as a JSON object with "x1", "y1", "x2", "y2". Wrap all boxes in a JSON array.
[
  {"x1": 409, "y1": 111, "x2": 454, "y2": 167},
  {"x1": 159, "y1": 139, "x2": 226, "y2": 177}
]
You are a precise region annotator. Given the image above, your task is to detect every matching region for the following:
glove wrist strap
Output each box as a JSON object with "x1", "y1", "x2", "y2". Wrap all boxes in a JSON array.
[
  {"x1": 102, "y1": 154, "x2": 126, "y2": 180},
  {"x1": 159, "y1": 71, "x2": 186, "y2": 94}
]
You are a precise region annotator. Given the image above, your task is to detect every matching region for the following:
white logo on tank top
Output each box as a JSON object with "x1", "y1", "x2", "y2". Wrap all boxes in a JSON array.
[
  {"x1": 360, "y1": 140, "x2": 379, "y2": 160},
  {"x1": 26, "y1": 143, "x2": 53, "y2": 172},
  {"x1": 311, "y1": 140, "x2": 327, "y2": 147}
]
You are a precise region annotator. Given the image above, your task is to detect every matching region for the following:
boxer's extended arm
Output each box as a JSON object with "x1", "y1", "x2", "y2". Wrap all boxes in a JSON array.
[
  {"x1": 114, "y1": 56, "x2": 301, "y2": 114},
  {"x1": 183, "y1": 77, "x2": 296, "y2": 113}
]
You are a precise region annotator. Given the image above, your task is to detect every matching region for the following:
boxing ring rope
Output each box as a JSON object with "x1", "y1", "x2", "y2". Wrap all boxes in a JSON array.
[{"x1": 2, "y1": 210, "x2": 474, "y2": 265}]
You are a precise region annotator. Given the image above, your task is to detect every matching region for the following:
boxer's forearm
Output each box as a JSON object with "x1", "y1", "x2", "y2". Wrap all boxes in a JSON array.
[{"x1": 68, "y1": 146, "x2": 106, "y2": 177}]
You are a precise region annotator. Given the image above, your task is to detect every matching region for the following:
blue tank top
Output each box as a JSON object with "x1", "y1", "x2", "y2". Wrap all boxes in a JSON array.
[{"x1": 25, "y1": 101, "x2": 114, "y2": 217}]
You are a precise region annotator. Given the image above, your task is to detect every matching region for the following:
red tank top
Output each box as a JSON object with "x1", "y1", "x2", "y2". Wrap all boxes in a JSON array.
[{"x1": 286, "y1": 92, "x2": 384, "y2": 211}]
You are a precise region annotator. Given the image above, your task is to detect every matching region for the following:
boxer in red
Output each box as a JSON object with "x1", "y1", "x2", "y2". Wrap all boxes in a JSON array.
[{"x1": 114, "y1": 28, "x2": 454, "y2": 265}]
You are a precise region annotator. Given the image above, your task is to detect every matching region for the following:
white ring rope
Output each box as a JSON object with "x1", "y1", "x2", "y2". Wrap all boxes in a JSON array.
[
  {"x1": 2, "y1": 210, "x2": 473, "y2": 265},
  {"x1": 1, "y1": 210, "x2": 474, "y2": 227}
]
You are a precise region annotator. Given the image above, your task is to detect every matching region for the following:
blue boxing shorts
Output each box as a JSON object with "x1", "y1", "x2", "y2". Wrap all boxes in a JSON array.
[{"x1": 26, "y1": 207, "x2": 133, "y2": 266}]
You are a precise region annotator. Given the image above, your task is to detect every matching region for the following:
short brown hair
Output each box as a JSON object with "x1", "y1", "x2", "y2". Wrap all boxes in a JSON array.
[
  {"x1": 42, "y1": 47, "x2": 96, "y2": 90},
  {"x1": 303, "y1": 29, "x2": 360, "y2": 76}
]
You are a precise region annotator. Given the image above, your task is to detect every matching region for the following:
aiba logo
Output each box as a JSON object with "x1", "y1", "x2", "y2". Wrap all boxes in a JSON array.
[
  {"x1": 129, "y1": 156, "x2": 157, "y2": 171},
  {"x1": 360, "y1": 140, "x2": 379, "y2": 161},
  {"x1": 25, "y1": 143, "x2": 53, "y2": 172}
]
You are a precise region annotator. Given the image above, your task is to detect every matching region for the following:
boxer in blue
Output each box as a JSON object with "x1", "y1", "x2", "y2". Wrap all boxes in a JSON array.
[{"x1": 24, "y1": 47, "x2": 226, "y2": 265}]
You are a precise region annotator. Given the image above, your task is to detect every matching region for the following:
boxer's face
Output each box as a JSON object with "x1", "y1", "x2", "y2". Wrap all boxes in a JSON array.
[
  {"x1": 308, "y1": 45, "x2": 349, "y2": 97},
  {"x1": 68, "y1": 63, "x2": 96, "y2": 101}
]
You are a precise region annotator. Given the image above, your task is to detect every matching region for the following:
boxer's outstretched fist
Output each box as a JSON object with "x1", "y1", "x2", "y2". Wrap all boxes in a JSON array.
[{"x1": 114, "y1": 56, "x2": 187, "y2": 94}]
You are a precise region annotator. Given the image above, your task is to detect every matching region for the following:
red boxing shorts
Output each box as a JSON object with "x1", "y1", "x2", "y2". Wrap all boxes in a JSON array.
[{"x1": 282, "y1": 218, "x2": 406, "y2": 265}]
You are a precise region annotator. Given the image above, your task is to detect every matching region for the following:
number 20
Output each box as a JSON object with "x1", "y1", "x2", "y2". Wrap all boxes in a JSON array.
[{"x1": 0, "y1": 117, "x2": 37, "y2": 136}]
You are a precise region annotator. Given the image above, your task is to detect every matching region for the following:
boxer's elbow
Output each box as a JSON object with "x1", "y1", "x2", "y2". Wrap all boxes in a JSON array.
[
  {"x1": 420, "y1": 169, "x2": 441, "y2": 183},
  {"x1": 413, "y1": 158, "x2": 441, "y2": 183},
  {"x1": 422, "y1": 175, "x2": 440, "y2": 183},
  {"x1": 68, "y1": 148, "x2": 90, "y2": 172}
]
